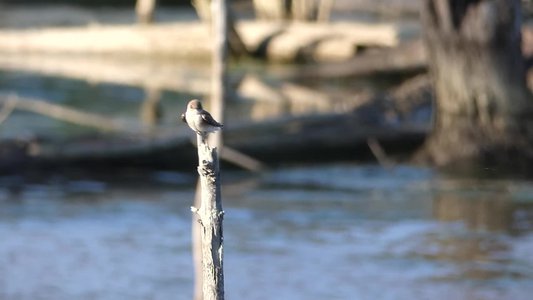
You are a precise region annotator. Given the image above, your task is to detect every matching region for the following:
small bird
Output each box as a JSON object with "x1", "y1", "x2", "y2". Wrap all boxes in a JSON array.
[{"x1": 181, "y1": 99, "x2": 223, "y2": 137}]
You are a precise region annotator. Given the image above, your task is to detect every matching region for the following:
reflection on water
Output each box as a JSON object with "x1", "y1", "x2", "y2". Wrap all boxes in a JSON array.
[
  {"x1": 1, "y1": 164, "x2": 533, "y2": 300},
  {"x1": 434, "y1": 193, "x2": 512, "y2": 232}
]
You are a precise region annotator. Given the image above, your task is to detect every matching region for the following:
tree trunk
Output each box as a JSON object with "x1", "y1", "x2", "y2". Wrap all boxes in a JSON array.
[
  {"x1": 192, "y1": 182, "x2": 203, "y2": 300},
  {"x1": 419, "y1": 0, "x2": 533, "y2": 168}
]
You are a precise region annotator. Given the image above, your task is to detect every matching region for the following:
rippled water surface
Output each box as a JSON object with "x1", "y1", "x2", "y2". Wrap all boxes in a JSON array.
[{"x1": 1, "y1": 164, "x2": 533, "y2": 300}]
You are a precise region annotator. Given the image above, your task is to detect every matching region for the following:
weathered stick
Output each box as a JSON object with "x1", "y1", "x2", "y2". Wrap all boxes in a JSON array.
[
  {"x1": 192, "y1": 1, "x2": 228, "y2": 299},
  {"x1": 191, "y1": 133, "x2": 225, "y2": 300}
]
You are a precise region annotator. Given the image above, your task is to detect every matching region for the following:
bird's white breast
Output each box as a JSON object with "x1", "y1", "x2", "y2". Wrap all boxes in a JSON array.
[{"x1": 185, "y1": 109, "x2": 220, "y2": 133}]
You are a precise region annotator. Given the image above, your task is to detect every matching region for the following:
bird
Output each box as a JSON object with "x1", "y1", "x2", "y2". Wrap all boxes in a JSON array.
[{"x1": 181, "y1": 99, "x2": 223, "y2": 137}]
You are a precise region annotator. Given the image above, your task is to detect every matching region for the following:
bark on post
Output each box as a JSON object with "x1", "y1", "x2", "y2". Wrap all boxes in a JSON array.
[
  {"x1": 418, "y1": 0, "x2": 533, "y2": 167},
  {"x1": 191, "y1": 133, "x2": 224, "y2": 300},
  {"x1": 192, "y1": 183, "x2": 204, "y2": 300}
]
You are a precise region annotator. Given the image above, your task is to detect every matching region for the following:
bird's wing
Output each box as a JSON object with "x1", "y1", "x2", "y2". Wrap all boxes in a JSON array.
[
  {"x1": 180, "y1": 113, "x2": 187, "y2": 124},
  {"x1": 201, "y1": 112, "x2": 223, "y2": 127}
]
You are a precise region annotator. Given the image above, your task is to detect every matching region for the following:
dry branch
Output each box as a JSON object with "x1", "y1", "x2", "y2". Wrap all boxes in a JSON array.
[{"x1": 191, "y1": 135, "x2": 224, "y2": 300}]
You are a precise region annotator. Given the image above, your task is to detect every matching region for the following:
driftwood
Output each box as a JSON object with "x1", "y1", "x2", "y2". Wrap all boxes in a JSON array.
[
  {"x1": 0, "y1": 21, "x2": 404, "y2": 62},
  {"x1": 281, "y1": 39, "x2": 427, "y2": 79},
  {"x1": 238, "y1": 21, "x2": 403, "y2": 62},
  {"x1": 0, "y1": 23, "x2": 210, "y2": 58}
]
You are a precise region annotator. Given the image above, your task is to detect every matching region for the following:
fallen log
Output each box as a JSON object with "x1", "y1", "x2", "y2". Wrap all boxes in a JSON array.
[
  {"x1": 2, "y1": 100, "x2": 429, "y2": 173},
  {"x1": 237, "y1": 21, "x2": 405, "y2": 62},
  {"x1": 281, "y1": 39, "x2": 427, "y2": 79},
  {"x1": 0, "y1": 20, "x2": 405, "y2": 62},
  {"x1": 0, "y1": 73, "x2": 435, "y2": 173}
]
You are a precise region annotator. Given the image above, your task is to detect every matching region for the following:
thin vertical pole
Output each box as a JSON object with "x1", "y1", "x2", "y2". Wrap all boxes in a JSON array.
[{"x1": 192, "y1": 1, "x2": 228, "y2": 300}]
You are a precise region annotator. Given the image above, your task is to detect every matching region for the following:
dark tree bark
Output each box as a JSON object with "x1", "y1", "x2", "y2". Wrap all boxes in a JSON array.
[{"x1": 419, "y1": 0, "x2": 533, "y2": 168}]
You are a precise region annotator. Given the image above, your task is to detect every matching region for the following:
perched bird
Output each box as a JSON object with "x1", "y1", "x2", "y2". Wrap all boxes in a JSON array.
[{"x1": 181, "y1": 99, "x2": 223, "y2": 136}]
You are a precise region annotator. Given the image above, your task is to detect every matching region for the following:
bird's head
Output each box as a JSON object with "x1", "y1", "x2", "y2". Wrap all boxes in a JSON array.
[{"x1": 187, "y1": 99, "x2": 203, "y2": 110}]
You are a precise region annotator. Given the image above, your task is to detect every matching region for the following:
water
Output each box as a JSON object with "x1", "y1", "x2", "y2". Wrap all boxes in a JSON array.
[{"x1": 1, "y1": 164, "x2": 532, "y2": 300}]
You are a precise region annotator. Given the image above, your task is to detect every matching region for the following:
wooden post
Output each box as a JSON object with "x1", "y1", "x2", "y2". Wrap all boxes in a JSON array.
[
  {"x1": 191, "y1": 133, "x2": 224, "y2": 300},
  {"x1": 210, "y1": 0, "x2": 227, "y2": 147},
  {"x1": 192, "y1": 0, "x2": 247, "y2": 57},
  {"x1": 192, "y1": 183, "x2": 204, "y2": 300},
  {"x1": 191, "y1": 1, "x2": 227, "y2": 300},
  {"x1": 135, "y1": 0, "x2": 157, "y2": 24}
]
